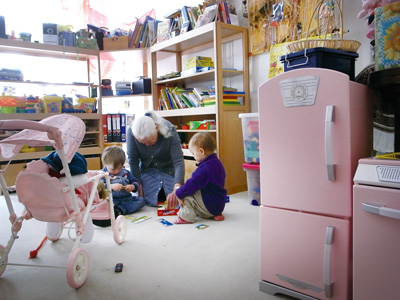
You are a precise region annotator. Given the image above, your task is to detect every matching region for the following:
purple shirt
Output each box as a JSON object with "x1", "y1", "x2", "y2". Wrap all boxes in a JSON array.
[{"x1": 175, "y1": 153, "x2": 227, "y2": 216}]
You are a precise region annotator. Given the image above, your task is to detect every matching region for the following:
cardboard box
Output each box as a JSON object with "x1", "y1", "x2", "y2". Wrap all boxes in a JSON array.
[
  {"x1": 189, "y1": 120, "x2": 216, "y2": 130},
  {"x1": 157, "y1": 202, "x2": 179, "y2": 216},
  {"x1": 183, "y1": 59, "x2": 214, "y2": 70},
  {"x1": 103, "y1": 36, "x2": 129, "y2": 50}
]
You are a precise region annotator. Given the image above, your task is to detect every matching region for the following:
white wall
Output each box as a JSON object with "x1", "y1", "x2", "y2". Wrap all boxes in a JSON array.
[{"x1": 230, "y1": 0, "x2": 372, "y2": 112}]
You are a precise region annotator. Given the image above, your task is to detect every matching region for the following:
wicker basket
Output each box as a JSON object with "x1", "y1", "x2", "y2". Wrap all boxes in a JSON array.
[{"x1": 287, "y1": 0, "x2": 361, "y2": 53}]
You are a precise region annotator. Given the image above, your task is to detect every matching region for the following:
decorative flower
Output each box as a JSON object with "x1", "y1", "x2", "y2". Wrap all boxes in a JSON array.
[
  {"x1": 384, "y1": 21, "x2": 400, "y2": 60},
  {"x1": 382, "y1": 2, "x2": 400, "y2": 18}
]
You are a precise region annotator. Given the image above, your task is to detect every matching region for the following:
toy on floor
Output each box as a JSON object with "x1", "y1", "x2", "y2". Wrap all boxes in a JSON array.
[{"x1": 29, "y1": 236, "x2": 47, "y2": 259}]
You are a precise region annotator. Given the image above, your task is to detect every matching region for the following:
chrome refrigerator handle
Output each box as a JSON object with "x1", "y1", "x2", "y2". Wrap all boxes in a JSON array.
[
  {"x1": 324, "y1": 226, "x2": 335, "y2": 298},
  {"x1": 325, "y1": 105, "x2": 336, "y2": 181},
  {"x1": 362, "y1": 203, "x2": 400, "y2": 220}
]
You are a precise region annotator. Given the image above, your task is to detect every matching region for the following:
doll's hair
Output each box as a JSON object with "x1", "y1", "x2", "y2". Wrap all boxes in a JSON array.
[
  {"x1": 101, "y1": 145, "x2": 126, "y2": 169},
  {"x1": 189, "y1": 132, "x2": 216, "y2": 155},
  {"x1": 131, "y1": 110, "x2": 172, "y2": 140}
]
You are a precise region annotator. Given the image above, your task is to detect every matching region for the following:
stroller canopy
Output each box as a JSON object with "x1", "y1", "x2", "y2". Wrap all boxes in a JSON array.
[{"x1": 0, "y1": 114, "x2": 85, "y2": 162}]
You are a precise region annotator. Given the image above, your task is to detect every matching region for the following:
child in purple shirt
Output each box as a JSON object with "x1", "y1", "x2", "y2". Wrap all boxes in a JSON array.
[{"x1": 169, "y1": 132, "x2": 227, "y2": 224}]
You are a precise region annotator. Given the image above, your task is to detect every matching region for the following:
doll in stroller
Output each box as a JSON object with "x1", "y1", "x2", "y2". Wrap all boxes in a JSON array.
[{"x1": 0, "y1": 114, "x2": 127, "y2": 288}]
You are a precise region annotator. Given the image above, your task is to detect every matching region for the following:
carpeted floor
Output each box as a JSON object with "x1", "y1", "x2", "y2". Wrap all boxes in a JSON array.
[{"x1": 0, "y1": 191, "x2": 294, "y2": 300}]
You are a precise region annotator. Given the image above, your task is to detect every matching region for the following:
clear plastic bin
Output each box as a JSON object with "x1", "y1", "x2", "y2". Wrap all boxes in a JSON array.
[
  {"x1": 242, "y1": 163, "x2": 260, "y2": 206},
  {"x1": 239, "y1": 113, "x2": 259, "y2": 163}
]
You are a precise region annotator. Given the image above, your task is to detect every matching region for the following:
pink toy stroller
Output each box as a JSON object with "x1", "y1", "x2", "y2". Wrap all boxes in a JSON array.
[{"x1": 0, "y1": 114, "x2": 127, "y2": 288}]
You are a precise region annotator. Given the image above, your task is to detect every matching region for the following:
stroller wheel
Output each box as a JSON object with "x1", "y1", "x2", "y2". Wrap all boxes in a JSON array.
[
  {"x1": 0, "y1": 245, "x2": 7, "y2": 277},
  {"x1": 113, "y1": 215, "x2": 127, "y2": 245},
  {"x1": 46, "y1": 222, "x2": 63, "y2": 242},
  {"x1": 66, "y1": 247, "x2": 89, "y2": 288}
]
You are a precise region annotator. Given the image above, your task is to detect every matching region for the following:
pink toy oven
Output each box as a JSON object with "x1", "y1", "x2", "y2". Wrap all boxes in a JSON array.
[{"x1": 353, "y1": 157, "x2": 400, "y2": 300}]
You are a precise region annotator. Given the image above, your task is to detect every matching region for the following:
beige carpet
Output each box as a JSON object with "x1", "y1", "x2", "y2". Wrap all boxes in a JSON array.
[{"x1": 0, "y1": 191, "x2": 293, "y2": 300}]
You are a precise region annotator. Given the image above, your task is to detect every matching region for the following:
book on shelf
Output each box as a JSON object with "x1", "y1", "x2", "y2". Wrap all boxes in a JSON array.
[
  {"x1": 137, "y1": 15, "x2": 157, "y2": 48},
  {"x1": 227, "y1": 1, "x2": 239, "y2": 25},
  {"x1": 129, "y1": 20, "x2": 143, "y2": 48},
  {"x1": 164, "y1": 8, "x2": 182, "y2": 38},
  {"x1": 203, "y1": 98, "x2": 216, "y2": 106},
  {"x1": 157, "y1": 20, "x2": 170, "y2": 43},
  {"x1": 188, "y1": 6, "x2": 200, "y2": 30},
  {"x1": 147, "y1": 19, "x2": 161, "y2": 47},
  {"x1": 180, "y1": 6, "x2": 192, "y2": 34},
  {"x1": 195, "y1": 3, "x2": 218, "y2": 28},
  {"x1": 180, "y1": 93, "x2": 195, "y2": 108},
  {"x1": 193, "y1": 86, "x2": 212, "y2": 100},
  {"x1": 185, "y1": 90, "x2": 202, "y2": 107}
]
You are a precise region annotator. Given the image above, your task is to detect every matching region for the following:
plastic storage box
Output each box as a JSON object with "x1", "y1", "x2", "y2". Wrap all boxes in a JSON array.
[
  {"x1": 239, "y1": 113, "x2": 259, "y2": 163},
  {"x1": 242, "y1": 163, "x2": 260, "y2": 206},
  {"x1": 279, "y1": 47, "x2": 358, "y2": 80},
  {"x1": 42, "y1": 96, "x2": 63, "y2": 113}
]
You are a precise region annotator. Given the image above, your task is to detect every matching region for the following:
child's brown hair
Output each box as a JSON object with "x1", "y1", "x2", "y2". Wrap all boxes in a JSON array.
[
  {"x1": 101, "y1": 146, "x2": 126, "y2": 169},
  {"x1": 189, "y1": 132, "x2": 216, "y2": 155}
]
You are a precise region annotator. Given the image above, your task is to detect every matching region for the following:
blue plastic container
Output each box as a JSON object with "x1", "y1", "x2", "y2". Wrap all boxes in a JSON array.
[{"x1": 280, "y1": 47, "x2": 358, "y2": 80}]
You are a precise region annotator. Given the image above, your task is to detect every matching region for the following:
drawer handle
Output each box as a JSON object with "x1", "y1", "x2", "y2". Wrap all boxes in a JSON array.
[{"x1": 362, "y1": 203, "x2": 400, "y2": 220}]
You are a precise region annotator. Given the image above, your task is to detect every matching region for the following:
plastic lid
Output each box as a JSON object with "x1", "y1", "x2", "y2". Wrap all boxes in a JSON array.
[
  {"x1": 239, "y1": 112, "x2": 259, "y2": 118},
  {"x1": 242, "y1": 162, "x2": 260, "y2": 169}
]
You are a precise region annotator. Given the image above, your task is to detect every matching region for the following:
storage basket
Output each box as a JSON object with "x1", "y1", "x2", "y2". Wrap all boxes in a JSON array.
[{"x1": 287, "y1": 0, "x2": 360, "y2": 53}]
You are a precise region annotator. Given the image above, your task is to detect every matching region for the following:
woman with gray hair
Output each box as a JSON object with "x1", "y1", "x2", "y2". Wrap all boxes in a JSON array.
[{"x1": 126, "y1": 110, "x2": 184, "y2": 207}]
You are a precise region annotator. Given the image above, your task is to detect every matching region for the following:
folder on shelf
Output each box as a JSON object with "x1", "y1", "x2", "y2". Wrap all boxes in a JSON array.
[
  {"x1": 106, "y1": 114, "x2": 113, "y2": 142},
  {"x1": 112, "y1": 114, "x2": 121, "y2": 142},
  {"x1": 120, "y1": 113, "x2": 127, "y2": 142}
]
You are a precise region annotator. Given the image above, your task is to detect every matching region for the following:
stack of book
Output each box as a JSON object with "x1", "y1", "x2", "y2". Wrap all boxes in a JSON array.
[
  {"x1": 222, "y1": 87, "x2": 244, "y2": 105},
  {"x1": 208, "y1": 86, "x2": 244, "y2": 106}
]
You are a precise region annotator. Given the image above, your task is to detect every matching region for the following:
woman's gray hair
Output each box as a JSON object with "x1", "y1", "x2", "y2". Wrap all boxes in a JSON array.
[{"x1": 131, "y1": 110, "x2": 172, "y2": 140}]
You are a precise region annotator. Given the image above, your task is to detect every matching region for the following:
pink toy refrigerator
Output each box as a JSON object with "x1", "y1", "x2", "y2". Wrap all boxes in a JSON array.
[
  {"x1": 353, "y1": 157, "x2": 400, "y2": 300},
  {"x1": 258, "y1": 68, "x2": 373, "y2": 300}
]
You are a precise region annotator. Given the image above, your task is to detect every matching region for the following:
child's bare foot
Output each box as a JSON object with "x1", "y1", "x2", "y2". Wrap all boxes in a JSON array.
[
  {"x1": 174, "y1": 216, "x2": 192, "y2": 224},
  {"x1": 213, "y1": 214, "x2": 225, "y2": 221}
]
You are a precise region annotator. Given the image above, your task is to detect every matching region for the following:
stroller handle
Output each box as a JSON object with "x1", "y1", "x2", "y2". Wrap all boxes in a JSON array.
[{"x1": 0, "y1": 119, "x2": 63, "y2": 149}]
